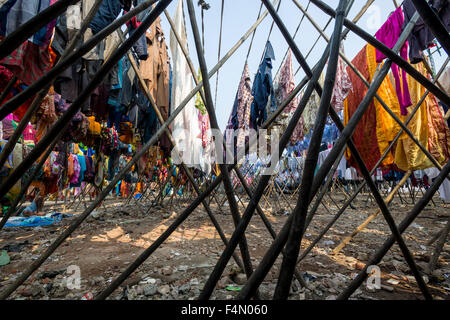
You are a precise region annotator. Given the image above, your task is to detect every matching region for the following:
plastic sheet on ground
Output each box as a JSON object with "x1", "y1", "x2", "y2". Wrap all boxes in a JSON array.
[{"x1": 3, "y1": 212, "x2": 73, "y2": 228}]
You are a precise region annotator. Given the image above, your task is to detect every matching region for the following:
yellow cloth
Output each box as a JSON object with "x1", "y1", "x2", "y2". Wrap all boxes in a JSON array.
[
  {"x1": 394, "y1": 62, "x2": 432, "y2": 170},
  {"x1": 88, "y1": 116, "x2": 101, "y2": 135},
  {"x1": 366, "y1": 45, "x2": 402, "y2": 167}
]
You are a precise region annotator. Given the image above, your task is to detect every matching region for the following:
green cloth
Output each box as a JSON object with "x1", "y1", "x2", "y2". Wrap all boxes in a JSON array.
[{"x1": 0, "y1": 250, "x2": 10, "y2": 266}]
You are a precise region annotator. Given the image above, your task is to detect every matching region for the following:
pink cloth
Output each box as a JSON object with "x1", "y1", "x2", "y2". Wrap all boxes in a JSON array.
[
  {"x1": 198, "y1": 111, "x2": 210, "y2": 149},
  {"x1": 70, "y1": 155, "x2": 80, "y2": 184},
  {"x1": 23, "y1": 124, "x2": 36, "y2": 142},
  {"x1": 375, "y1": 6, "x2": 412, "y2": 115}
]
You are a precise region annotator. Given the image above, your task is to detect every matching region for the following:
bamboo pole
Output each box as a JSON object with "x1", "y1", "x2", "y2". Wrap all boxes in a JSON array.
[
  {"x1": 309, "y1": 0, "x2": 450, "y2": 107},
  {"x1": 0, "y1": 0, "x2": 160, "y2": 120},
  {"x1": 122, "y1": 30, "x2": 245, "y2": 270},
  {"x1": 332, "y1": 170, "x2": 412, "y2": 255},
  {"x1": 338, "y1": 161, "x2": 450, "y2": 299},
  {"x1": 411, "y1": 0, "x2": 450, "y2": 57},
  {"x1": 0, "y1": 0, "x2": 174, "y2": 299},
  {"x1": 238, "y1": 6, "x2": 431, "y2": 300},
  {"x1": 273, "y1": 0, "x2": 348, "y2": 299},
  {"x1": 185, "y1": 0, "x2": 258, "y2": 294},
  {"x1": 0, "y1": 0, "x2": 80, "y2": 60}
]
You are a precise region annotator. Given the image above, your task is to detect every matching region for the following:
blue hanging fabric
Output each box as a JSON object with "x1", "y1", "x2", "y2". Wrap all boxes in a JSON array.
[{"x1": 250, "y1": 41, "x2": 276, "y2": 130}]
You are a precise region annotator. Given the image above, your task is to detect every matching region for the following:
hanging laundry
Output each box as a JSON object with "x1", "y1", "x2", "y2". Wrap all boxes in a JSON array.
[
  {"x1": 330, "y1": 48, "x2": 353, "y2": 113},
  {"x1": 366, "y1": 44, "x2": 402, "y2": 166},
  {"x1": 375, "y1": 6, "x2": 412, "y2": 115},
  {"x1": 395, "y1": 62, "x2": 434, "y2": 171},
  {"x1": 274, "y1": 49, "x2": 304, "y2": 144},
  {"x1": 170, "y1": 0, "x2": 203, "y2": 170},
  {"x1": 344, "y1": 45, "x2": 389, "y2": 172},
  {"x1": 126, "y1": 0, "x2": 150, "y2": 61},
  {"x1": 424, "y1": 167, "x2": 450, "y2": 203},
  {"x1": 225, "y1": 63, "x2": 253, "y2": 157},
  {"x1": 403, "y1": 0, "x2": 450, "y2": 64},
  {"x1": 195, "y1": 70, "x2": 212, "y2": 175},
  {"x1": 139, "y1": 10, "x2": 171, "y2": 154},
  {"x1": 250, "y1": 41, "x2": 276, "y2": 130},
  {"x1": 0, "y1": 0, "x2": 57, "y2": 86}
]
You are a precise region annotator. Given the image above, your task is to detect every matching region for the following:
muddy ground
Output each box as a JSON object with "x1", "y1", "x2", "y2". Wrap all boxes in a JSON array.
[{"x1": 0, "y1": 190, "x2": 449, "y2": 300}]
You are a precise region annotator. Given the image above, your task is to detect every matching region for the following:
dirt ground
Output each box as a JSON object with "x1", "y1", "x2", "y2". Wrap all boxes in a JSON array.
[{"x1": 0, "y1": 190, "x2": 449, "y2": 300}]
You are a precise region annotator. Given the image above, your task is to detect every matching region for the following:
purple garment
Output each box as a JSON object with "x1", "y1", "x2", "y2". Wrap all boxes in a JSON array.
[
  {"x1": 403, "y1": 0, "x2": 450, "y2": 64},
  {"x1": 375, "y1": 6, "x2": 412, "y2": 116}
]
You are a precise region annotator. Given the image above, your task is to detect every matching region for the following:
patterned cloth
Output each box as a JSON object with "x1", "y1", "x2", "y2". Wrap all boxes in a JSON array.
[
  {"x1": 235, "y1": 63, "x2": 253, "y2": 150},
  {"x1": 0, "y1": 40, "x2": 54, "y2": 86},
  {"x1": 331, "y1": 54, "x2": 352, "y2": 112},
  {"x1": 274, "y1": 49, "x2": 304, "y2": 144},
  {"x1": 225, "y1": 63, "x2": 253, "y2": 157}
]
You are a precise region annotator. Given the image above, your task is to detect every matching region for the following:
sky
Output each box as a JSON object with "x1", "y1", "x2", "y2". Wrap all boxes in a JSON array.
[{"x1": 158, "y1": 0, "x2": 448, "y2": 131}]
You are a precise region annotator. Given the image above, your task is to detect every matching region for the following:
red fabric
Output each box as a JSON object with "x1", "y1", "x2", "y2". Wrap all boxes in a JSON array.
[
  {"x1": 345, "y1": 46, "x2": 381, "y2": 173},
  {"x1": 0, "y1": 40, "x2": 53, "y2": 86},
  {"x1": 0, "y1": 65, "x2": 14, "y2": 104},
  {"x1": 125, "y1": 13, "x2": 141, "y2": 29},
  {"x1": 0, "y1": 65, "x2": 34, "y2": 121}
]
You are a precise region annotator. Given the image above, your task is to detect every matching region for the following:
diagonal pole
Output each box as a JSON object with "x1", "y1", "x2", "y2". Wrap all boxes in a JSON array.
[
  {"x1": 185, "y1": 0, "x2": 257, "y2": 290},
  {"x1": 237, "y1": 2, "x2": 432, "y2": 300},
  {"x1": 0, "y1": 0, "x2": 160, "y2": 120},
  {"x1": 309, "y1": 0, "x2": 450, "y2": 107},
  {"x1": 272, "y1": 0, "x2": 348, "y2": 299},
  {"x1": 338, "y1": 161, "x2": 450, "y2": 299},
  {"x1": 411, "y1": 0, "x2": 450, "y2": 57},
  {"x1": 121, "y1": 30, "x2": 245, "y2": 270},
  {"x1": 0, "y1": 0, "x2": 174, "y2": 299},
  {"x1": 0, "y1": 0, "x2": 80, "y2": 60}
]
